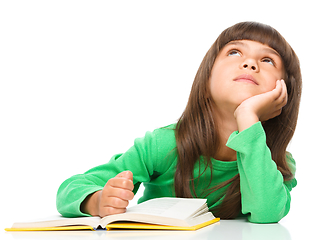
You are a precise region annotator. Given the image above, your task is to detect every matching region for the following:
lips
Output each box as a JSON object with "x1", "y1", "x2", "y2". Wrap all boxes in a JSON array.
[{"x1": 233, "y1": 74, "x2": 258, "y2": 85}]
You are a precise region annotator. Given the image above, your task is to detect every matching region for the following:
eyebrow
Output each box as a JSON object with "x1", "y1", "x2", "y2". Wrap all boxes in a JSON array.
[{"x1": 226, "y1": 41, "x2": 281, "y2": 58}]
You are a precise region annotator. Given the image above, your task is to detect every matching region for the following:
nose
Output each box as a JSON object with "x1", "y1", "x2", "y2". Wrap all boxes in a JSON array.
[{"x1": 241, "y1": 59, "x2": 259, "y2": 72}]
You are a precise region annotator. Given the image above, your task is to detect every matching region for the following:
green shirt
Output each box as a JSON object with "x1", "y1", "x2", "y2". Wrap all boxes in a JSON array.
[{"x1": 56, "y1": 122, "x2": 297, "y2": 223}]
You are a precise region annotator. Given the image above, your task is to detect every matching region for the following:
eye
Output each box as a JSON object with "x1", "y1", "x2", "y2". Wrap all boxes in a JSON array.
[
  {"x1": 228, "y1": 50, "x2": 241, "y2": 57},
  {"x1": 262, "y1": 58, "x2": 275, "y2": 66}
]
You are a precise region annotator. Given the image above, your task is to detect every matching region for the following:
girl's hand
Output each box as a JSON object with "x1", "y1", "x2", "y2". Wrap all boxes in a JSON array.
[
  {"x1": 81, "y1": 171, "x2": 135, "y2": 217},
  {"x1": 234, "y1": 80, "x2": 288, "y2": 132}
]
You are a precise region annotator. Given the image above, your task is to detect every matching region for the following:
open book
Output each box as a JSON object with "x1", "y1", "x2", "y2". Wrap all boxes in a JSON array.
[{"x1": 5, "y1": 197, "x2": 219, "y2": 231}]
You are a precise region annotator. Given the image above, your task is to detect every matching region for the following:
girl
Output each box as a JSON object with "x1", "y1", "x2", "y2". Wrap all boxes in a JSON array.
[{"x1": 56, "y1": 22, "x2": 301, "y2": 224}]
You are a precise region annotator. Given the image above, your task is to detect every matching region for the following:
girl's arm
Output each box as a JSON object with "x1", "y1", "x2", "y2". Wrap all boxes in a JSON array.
[
  {"x1": 56, "y1": 125, "x2": 177, "y2": 218},
  {"x1": 226, "y1": 122, "x2": 296, "y2": 223},
  {"x1": 56, "y1": 131, "x2": 158, "y2": 218},
  {"x1": 229, "y1": 80, "x2": 295, "y2": 223}
]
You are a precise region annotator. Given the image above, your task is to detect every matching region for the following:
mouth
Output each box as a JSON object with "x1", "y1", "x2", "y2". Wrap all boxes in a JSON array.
[{"x1": 233, "y1": 74, "x2": 258, "y2": 85}]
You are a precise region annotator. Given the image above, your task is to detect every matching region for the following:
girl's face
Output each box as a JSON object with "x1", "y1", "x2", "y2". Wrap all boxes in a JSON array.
[{"x1": 209, "y1": 40, "x2": 284, "y2": 112}]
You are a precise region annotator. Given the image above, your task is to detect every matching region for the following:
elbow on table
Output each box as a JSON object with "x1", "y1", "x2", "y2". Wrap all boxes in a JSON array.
[
  {"x1": 244, "y1": 188, "x2": 291, "y2": 224},
  {"x1": 246, "y1": 204, "x2": 289, "y2": 224}
]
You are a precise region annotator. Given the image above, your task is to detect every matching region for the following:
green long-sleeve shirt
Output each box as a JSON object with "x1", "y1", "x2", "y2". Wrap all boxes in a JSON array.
[{"x1": 56, "y1": 122, "x2": 297, "y2": 223}]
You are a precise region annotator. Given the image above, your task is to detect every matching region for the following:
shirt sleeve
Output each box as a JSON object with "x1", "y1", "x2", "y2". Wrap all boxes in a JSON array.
[
  {"x1": 56, "y1": 130, "x2": 158, "y2": 217},
  {"x1": 226, "y1": 121, "x2": 297, "y2": 223}
]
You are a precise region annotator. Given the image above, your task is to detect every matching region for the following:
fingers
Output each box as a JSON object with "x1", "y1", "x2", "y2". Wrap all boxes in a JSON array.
[
  {"x1": 276, "y1": 80, "x2": 288, "y2": 108},
  {"x1": 271, "y1": 80, "x2": 282, "y2": 98},
  {"x1": 116, "y1": 170, "x2": 134, "y2": 179},
  {"x1": 109, "y1": 171, "x2": 134, "y2": 191},
  {"x1": 99, "y1": 171, "x2": 135, "y2": 217},
  {"x1": 101, "y1": 205, "x2": 127, "y2": 216},
  {"x1": 105, "y1": 178, "x2": 135, "y2": 199},
  {"x1": 256, "y1": 80, "x2": 287, "y2": 121},
  {"x1": 105, "y1": 171, "x2": 134, "y2": 201},
  {"x1": 272, "y1": 79, "x2": 287, "y2": 108},
  {"x1": 271, "y1": 80, "x2": 287, "y2": 119},
  {"x1": 281, "y1": 80, "x2": 288, "y2": 106}
]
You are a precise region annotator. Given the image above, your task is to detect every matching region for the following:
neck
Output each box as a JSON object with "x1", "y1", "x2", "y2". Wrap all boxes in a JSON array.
[{"x1": 213, "y1": 107, "x2": 238, "y2": 161}]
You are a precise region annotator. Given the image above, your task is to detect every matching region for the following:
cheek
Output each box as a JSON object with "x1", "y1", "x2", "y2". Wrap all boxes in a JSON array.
[
  {"x1": 260, "y1": 65, "x2": 284, "y2": 90},
  {"x1": 262, "y1": 80, "x2": 277, "y2": 92},
  {"x1": 261, "y1": 72, "x2": 281, "y2": 92},
  {"x1": 209, "y1": 65, "x2": 233, "y2": 90},
  {"x1": 209, "y1": 68, "x2": 231, "y2": 99},
  {"x1": 209, "y1": 69, "x2": 223, "y2": 97},
  {"x1": 209, "y1": 79, "x2": 230, "y2": 107},
  {"x1": 209, "y1": 78, "x2": 223, "y2": 101}
]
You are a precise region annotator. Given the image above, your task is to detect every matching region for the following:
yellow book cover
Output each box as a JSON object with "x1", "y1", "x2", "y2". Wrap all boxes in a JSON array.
[{"x1": 5, "y1": 198, "x2": 220, "y2": 231}]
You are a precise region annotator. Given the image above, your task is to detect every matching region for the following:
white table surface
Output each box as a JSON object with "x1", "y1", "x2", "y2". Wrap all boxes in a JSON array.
[{"x1": 3, "y1": 217, "x2": 328, "y2": 240}]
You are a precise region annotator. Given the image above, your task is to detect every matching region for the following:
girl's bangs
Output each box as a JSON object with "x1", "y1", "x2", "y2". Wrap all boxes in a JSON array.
[{"x1": 219, "y1": 22, "x2": 290, "y2": 64}]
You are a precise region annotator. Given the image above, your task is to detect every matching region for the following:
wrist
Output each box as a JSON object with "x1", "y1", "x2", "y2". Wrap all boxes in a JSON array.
[
  {"x1": 235, "y1": 109, "x2": 259, "y2": 132},
  {"x1": 81, "y1": 190, "x2": 101, "y2": 216}
]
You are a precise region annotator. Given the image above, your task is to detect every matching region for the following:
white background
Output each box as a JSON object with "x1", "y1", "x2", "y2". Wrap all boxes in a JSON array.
[{"x1": 1, "y1": 1, "x2": 331, "y2": 239}]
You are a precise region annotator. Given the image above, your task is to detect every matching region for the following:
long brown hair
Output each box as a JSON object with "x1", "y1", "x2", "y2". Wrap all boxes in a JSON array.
[{"x1": 175, "y1": 22, "x2": 302, "y2": 219}]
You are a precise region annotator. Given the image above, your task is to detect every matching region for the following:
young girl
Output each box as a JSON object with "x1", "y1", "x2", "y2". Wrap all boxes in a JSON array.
[{"x1": 56, "y1": 22, "x2": 301, "y2": 224}]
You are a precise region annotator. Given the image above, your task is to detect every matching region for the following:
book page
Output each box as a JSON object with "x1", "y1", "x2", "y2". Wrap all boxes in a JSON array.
[
  {"x1": 126, "y1": 197, "x2": 207, "y2": 220},
  {"x1": 10, "y1": 216, "x2": 101, "y2": 229}
]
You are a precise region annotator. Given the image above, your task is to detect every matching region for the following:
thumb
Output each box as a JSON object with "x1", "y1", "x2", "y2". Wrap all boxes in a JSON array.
[{"x1": 116, "y1": 170, "x2": 133, "y2": 181}]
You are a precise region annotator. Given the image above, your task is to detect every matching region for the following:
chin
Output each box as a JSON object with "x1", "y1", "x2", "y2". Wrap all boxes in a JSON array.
[{"x1": 211, "y1": 89, "x2": 263, "y2": 111}]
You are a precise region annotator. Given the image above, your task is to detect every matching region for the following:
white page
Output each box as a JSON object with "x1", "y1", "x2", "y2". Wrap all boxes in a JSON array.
[
  {"x1": 126, "y1": 197, "x2": 207, "y2": 220},
  {"x1": 11, "y1": 216, "x2": 101, "y2": 229}
]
